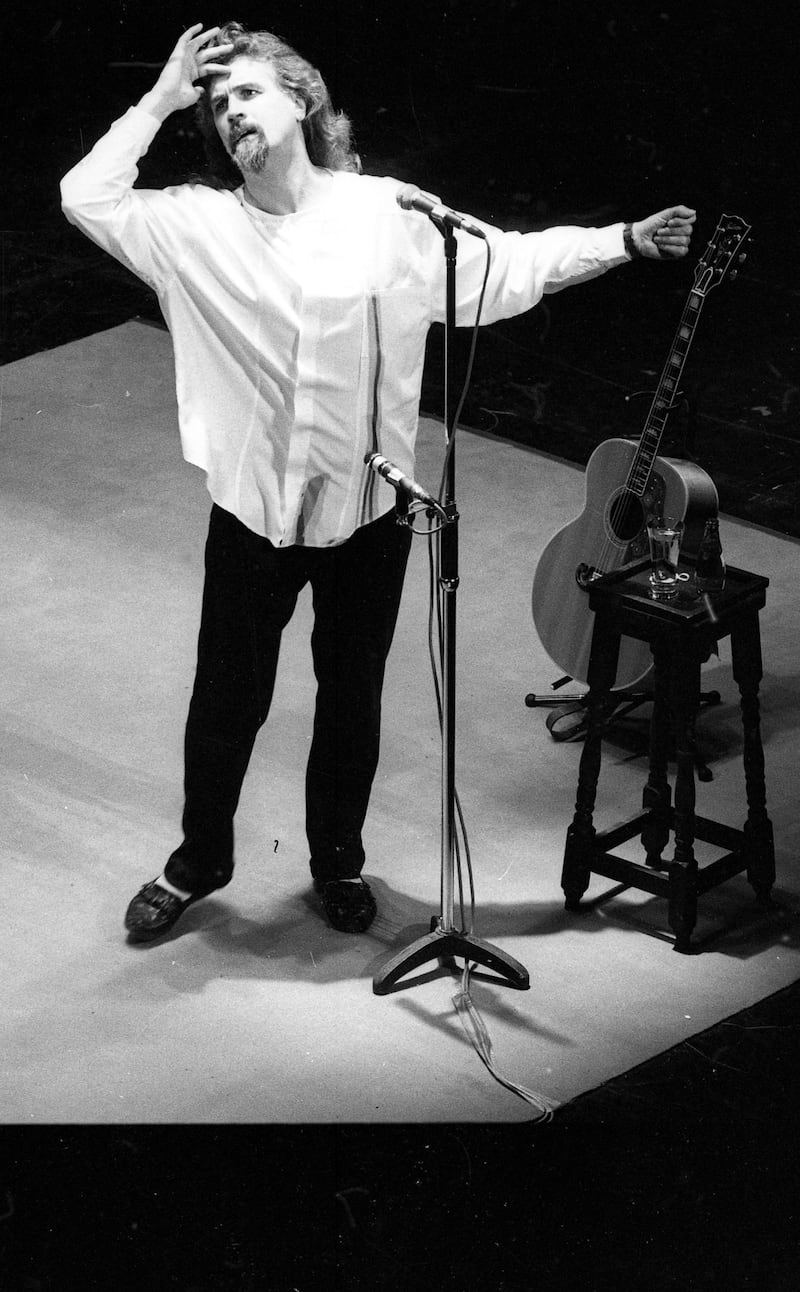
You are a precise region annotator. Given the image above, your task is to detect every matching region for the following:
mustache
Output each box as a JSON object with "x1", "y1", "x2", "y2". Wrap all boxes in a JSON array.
[{"x1": 230, "y1": 123, "x2": 263, "y2": 148}]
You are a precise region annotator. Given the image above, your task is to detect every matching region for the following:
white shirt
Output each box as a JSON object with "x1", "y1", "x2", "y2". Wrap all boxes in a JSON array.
[{"x1": 61, "y1": 106, "x2": 628, "y2": 547}]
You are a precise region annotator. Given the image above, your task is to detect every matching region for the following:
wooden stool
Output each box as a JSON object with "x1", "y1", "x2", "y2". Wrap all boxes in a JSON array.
[{"x1": 561, "y1": 561, "x2": 774, "y2": 952}]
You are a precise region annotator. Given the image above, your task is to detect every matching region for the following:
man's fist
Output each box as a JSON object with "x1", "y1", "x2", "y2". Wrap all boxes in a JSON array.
[{"x1": 631, "y1": 206, "x2": 697, "y2": 260}]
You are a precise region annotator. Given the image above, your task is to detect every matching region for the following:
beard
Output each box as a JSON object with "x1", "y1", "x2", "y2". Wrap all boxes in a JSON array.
[{"x1": 231, "y1": 129, "x2": 270, "y2": 175}]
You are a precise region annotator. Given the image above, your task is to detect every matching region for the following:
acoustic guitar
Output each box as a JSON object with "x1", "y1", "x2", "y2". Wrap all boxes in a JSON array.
[{"x1": 532, "y1": 213, "x2": 752, "y2": 690}]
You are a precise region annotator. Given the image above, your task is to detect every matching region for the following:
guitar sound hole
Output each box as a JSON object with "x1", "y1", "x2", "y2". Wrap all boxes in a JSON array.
[{"x1": 608, "y1": 490, "x2": 645, "y2": 543}]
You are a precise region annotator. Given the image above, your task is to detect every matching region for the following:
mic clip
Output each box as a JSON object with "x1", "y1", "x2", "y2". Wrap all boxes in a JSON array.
[{"x1": 393, "y1": 492, "x2": 410, "y2": 524}]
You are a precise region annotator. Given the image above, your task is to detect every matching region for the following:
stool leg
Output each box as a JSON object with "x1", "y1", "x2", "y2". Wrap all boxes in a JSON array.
[
  {"x1": 731, "y1": 612, "x2": 775, "y2": 902},
  {"x1": 562, "y1": 617, "x2": 620, "y2": 910},
  {"x1": 668, "y1": 645, "x2": 700, "y2": 952},
  {"x1": 641, "y1": 638, "x2": 672, "y2": 868}
]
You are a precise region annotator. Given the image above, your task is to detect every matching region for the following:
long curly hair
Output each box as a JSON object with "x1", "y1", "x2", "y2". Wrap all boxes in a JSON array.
[{"x1": 194, "y1": 22, "x2": 360, "y2": 186}]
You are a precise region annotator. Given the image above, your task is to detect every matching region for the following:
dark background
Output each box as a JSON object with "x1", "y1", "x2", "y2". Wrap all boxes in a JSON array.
[{"x1": 2, "y1": 4, "x2": 799, "y2": 1288}]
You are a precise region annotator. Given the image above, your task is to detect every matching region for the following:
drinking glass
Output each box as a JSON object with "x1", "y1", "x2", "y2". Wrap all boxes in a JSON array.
[{"x1": 646, "y1": 517, "x2": 684, "y2": 600}]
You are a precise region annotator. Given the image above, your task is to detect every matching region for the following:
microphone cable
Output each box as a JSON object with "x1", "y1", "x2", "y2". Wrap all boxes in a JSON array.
[
  {"x1": 437, "y1": 244, "x2": 493, "y2": 503},
  {"x1": 397, "y1": 245, "x2": 494, "y2": 537},
  {"x1": 425, "y1": 531, "x2": 475, "y2": 934},
  {"x1": 426, "y1": 240, "x2": 494, "y2": 934}
]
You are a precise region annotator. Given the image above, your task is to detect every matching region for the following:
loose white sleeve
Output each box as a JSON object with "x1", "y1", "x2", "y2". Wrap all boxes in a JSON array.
[
  {"x1": 61, "y1": 107, "x2": 194, "y2": 292},
  {"x1": 426, "y1": 218, "x2": 629, "y2": 326}
]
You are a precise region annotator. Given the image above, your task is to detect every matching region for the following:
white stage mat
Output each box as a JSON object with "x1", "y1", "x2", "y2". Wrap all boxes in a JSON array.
[{"x1": 1, "y1": 322, "x2": 798, "y2": 1123}]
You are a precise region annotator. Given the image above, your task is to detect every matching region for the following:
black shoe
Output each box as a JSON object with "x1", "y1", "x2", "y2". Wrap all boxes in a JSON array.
[
  {"x1": 124, "y1": 879, "x2": 201, "y2": 942},
  {"x1": 314, "y1": 878, "x2": 377, "y2": 933}
]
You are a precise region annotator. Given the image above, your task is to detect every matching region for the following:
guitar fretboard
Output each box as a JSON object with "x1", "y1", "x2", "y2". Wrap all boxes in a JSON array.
[{"x1": 627, "y1": 290, "x2": 704, "y2": 496}]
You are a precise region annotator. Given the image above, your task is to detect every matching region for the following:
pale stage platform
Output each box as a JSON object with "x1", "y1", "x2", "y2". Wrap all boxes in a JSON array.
[{"x1": 2, "y1": 321, "x2": 799, "y2": 1123}]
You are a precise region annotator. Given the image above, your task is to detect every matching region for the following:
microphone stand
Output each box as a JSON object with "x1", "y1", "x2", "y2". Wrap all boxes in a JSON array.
[{"x1": 373, "y1": 220, "x2": 529, "y2": 995}]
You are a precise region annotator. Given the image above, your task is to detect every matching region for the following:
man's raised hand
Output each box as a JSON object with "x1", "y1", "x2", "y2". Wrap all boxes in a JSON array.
[{"x1": 139, "y1": 25, "x2": 234, "y2": 120}]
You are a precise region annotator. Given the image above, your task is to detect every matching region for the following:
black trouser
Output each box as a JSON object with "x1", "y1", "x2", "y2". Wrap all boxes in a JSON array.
[{"x1": 164, "y1": 504, "x2": 412, "y2": 896}]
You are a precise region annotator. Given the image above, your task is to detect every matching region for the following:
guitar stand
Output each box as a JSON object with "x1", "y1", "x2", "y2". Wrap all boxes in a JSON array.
[{"x1": 525, "y1": 679, "x2": 722, "y2": 781}]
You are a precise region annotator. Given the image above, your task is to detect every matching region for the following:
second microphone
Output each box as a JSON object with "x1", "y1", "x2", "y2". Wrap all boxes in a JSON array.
[{"x1": 364, "y1": 452, "x2": 439, "y2": 509}]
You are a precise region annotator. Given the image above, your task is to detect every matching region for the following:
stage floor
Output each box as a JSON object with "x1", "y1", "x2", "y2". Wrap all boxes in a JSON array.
[{"x1": 2, "y1": 321, "x2": 799, "y2": 1123}]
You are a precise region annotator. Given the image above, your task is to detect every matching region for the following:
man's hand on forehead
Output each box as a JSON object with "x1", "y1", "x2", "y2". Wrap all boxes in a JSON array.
[
  {"x1": 138, "y1": 24, "x2": 234, "y2": 118},
  {"x1": 188, "y1": 24, "x2": 234, "y2": 80}
]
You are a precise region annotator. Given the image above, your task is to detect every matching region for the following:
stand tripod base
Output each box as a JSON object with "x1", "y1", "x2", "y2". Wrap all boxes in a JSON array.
[{"x1": 373, "y1": 923, "x2": 530, "y2": 995}]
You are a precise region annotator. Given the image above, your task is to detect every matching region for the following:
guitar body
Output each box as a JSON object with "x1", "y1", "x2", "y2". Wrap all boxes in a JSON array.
[{"x1": 532, "y1": 438, "x2": 719, "y2": 689}]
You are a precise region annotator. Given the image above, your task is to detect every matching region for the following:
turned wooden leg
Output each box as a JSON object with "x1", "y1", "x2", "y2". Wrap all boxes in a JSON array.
[
  {"x1": 642, "y1": 637, "x2": 672, "y2": 868},
  {"x1": 731, "y1": 611, "x2": 775, "y2": 902},
  {"x1": 562, "y1": 615, "x2": 620, "y2": 909},
  {"x1": 667, "y1": 643, "x2": 700, "y2": 952}
]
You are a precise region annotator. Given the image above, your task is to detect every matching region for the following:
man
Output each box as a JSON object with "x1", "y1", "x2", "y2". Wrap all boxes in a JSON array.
[{"x1": 60, "y1": 22, "x2": 696, "y2": 942}]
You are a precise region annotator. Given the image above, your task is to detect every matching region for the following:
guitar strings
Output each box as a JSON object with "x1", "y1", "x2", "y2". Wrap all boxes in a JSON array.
[{"x1": 591, "y1": 291, "x2": 702, "y2": 576}]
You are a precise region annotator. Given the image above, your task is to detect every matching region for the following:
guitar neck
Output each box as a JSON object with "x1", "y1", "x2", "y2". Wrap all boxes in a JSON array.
[{"x1": 627, "y1": 289, "x2": 706, "y2": 495}]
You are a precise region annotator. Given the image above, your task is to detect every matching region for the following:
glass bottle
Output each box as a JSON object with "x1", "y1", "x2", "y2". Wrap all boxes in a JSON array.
[{"x1": 695, "y1": 516, "x2": 726, "y2": 594}]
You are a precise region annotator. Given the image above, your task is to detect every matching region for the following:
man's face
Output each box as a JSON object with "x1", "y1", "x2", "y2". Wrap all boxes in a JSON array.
[{"x1": 209, "y1": 57, "x2": 305, "y2": 173}]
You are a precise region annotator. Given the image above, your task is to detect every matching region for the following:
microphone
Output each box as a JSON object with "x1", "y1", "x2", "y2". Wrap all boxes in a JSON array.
[
  {"x1": 396, "y1": 185, "x2": 487, "y2": 241},
  {"x1": 364, "y1": 452, "x2": 439, "y2": 509}
]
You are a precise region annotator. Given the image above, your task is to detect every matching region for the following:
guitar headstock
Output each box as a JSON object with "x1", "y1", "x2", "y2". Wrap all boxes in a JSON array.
[{"x1": 693, "y1": 213, "x2": 752, "y2": 296}]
